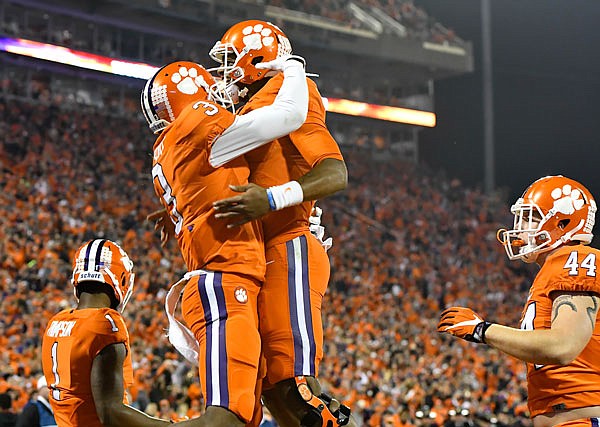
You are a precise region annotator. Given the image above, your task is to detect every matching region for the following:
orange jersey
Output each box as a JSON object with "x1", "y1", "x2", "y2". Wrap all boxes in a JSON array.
[
  {"x1": 552, "y1": 419, "x2": 600, "y2": 427},
  {"x1": 519, "y1": 244, "x2": 600, "y2": 416},
  {"x1": 41, "y1": 308, "x2": 133, "y2": 427},
  {"x1": 240, "y1": 74, "x2": 344, "y2": 246},
  {"x1": 152, "y1": 100, "x2": 265, "y2": 280}
]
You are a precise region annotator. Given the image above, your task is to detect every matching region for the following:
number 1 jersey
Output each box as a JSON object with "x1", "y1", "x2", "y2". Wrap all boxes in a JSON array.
[{"x1": 41, "y1": 308, "x2": 133, "y2": 427}]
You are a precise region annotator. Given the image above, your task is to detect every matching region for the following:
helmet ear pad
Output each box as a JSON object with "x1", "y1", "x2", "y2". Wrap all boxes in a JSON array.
[
  {"x1": 251, "y1": 56, "x2": 264, "y2": 66},
  {"x1": 558, "y1": 219, "x2": 570, "y2": 230}
]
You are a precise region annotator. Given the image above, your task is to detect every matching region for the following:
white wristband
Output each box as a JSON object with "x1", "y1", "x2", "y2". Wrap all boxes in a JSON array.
[{"x1": 266, "y1": 181, "x2": 304, "y2": 211}]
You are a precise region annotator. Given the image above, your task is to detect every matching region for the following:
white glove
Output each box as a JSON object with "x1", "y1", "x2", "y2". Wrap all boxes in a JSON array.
[
  {"x1": 309, "y1": 205, "x2": 333, "y2": 252},
  {"x1": 213, "y1": 77, "x2": 241, "y2": 104},
  {"x1": 256, "y1": 54, "x2": 306, "y2": 72}
]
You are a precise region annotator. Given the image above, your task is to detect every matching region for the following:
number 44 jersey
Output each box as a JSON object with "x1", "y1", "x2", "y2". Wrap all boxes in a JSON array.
[
  {"x1": 520, "y1": 244, "x2": 600, "y2": 417},
  {"x1": 41, "y1": 307, "x2": 133, "y2": 427}
]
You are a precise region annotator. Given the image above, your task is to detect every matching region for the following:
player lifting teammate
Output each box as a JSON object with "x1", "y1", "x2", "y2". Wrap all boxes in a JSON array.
[{"x1": 209, "y1": 20, "x2": 355, "y2": 427}]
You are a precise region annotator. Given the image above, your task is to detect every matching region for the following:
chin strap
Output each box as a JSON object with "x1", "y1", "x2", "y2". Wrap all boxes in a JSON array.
[{"x1": 294, "y1": 376, "x2": 351, "y2": 427}]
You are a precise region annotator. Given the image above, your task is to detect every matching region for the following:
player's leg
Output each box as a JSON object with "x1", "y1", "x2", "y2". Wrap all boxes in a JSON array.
[
  {"x1": 244, "y1": 356, "x2": 267, "y2": 427},
  {"x1": 259, "y1": 232, "x2": 356, "y2": 427},
  {"x1": 181, "y1": 271, "x2": 261, "y2": 427}
]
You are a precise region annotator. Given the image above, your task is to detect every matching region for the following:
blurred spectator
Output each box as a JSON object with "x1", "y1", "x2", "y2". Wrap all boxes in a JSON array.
[
  {"x1": 3, "y1": 0, "x2": 462, "y2": 72},
  {"x1": 15, "y1": 376, "x2": 55, "y2": 427},
  {"x1": 157, "y1": 398, "x2": 176, "y2": 421},
  {"x1": 186, "y1": 398, "x2": 204, "y2": 419},
  {"x1": 0, "y1": 393, "x2": 16, "y2": 427}
]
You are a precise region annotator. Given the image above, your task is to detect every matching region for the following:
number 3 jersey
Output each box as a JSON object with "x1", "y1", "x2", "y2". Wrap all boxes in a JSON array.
[
  {"x1": 151, "y1": 101, "x2": 265, "y2": 280},
  {"x1": 520, "y1": 244, "x2": 600, "y2": 416},
  {"x1": 41, "y1": 308, "x2": 133, "y2": 427}
]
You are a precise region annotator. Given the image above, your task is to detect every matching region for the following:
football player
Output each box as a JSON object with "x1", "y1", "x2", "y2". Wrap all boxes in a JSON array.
[
  {"x1": 209, "y1": 20, "x2": 354, "y2": 427},
  {"x1": 41, "y1": 239, "x2": 168, "y2": 427},
  {"x1": 141, "y1": 56, "x2": 308, "y2": 427},
  {"x1": 438, "y1": 176, "x2": 600, "y2": 427}
]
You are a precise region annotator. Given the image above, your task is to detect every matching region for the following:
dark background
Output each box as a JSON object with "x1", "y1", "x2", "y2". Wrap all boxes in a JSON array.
[{"x1": 415, "y1": 0, "x2": 600, "y2": 202}]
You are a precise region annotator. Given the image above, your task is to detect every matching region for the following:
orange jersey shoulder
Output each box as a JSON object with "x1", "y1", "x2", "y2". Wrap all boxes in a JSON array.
[
  {"x1": 41, "y1": 308, "x2": 131, "y2": 427},
  {"x1": 241, "y1": 74, "x2": 343, "y2": 167},
  {"x1": 534, "y1": 244, "x2": 600, "y2": 296}
]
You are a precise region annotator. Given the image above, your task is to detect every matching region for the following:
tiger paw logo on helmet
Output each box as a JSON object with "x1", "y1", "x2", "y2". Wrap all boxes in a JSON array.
[
  {"x1": 171, "y1": 67, "x2": 208, "y2": 95},
  {"x1": 242, "y1": 23, "x2": 291, "y2": 56},
  {"x1": 551, "y1": 184, "x2": 585, "y2": 215},
  {"x1": 242, "y1": 23, "x2": 275, "y2": 52}
]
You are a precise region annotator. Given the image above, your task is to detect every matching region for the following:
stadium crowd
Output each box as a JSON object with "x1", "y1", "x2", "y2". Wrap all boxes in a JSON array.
[{"x1": 0, "y1": 86, "x2": 535, "y2": 426}]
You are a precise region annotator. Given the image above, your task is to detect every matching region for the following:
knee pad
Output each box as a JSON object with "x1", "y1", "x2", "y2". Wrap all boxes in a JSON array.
[{"x1": 294, "y1": 376, "x2": 351, "y2": 427}]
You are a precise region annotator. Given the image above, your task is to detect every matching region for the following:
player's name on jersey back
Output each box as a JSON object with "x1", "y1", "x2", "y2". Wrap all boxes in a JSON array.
[{"x1": 46, "y1": 320, "x2": 76, "y2": 337}]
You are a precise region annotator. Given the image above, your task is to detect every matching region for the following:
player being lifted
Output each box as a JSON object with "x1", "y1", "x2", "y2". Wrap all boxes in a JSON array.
[
  {"x1": 141, "y1": 56, "x2": 309, "y2": 426},
  {"x1": 41, "y1": 239, "x2": 169, "y2": 427},
  {"x1": 209, "y1": 20, "x2": 355, "y2": 427},
  {"x1": 439, "y1": 176, "x2": 600, "y2": 427}
]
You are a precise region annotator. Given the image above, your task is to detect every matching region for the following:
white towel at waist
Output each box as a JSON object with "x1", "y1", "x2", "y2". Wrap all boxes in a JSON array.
[{"x1": 164, "y1": 269, "x2": 207, "y2": 363}]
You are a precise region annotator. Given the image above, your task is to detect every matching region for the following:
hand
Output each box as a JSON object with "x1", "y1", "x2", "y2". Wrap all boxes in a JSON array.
[
  {"x1": 309, "y1": 206, "x2": 333, "y2": 252},
  {"x1": 213, "y1": 183, "x2": 270, "y2": 227},
  {"x1": 147, "y1": 208, "x2": 175, "y2": 247},
  {"x1": 437, "y1": 307, "x2": 492, "y2": 344},
  {"x1": 256, "y1": 54, "x2": 306, "y2": 72}
]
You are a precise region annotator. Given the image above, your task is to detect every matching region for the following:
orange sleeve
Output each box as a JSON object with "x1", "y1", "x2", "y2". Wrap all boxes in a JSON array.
[
  {"x1": 239, "y1": 74, "x2": 282, "y2": 112},
  {"x1": 542, "y1": 248, "x2": 600, "y2": 295},
  {"x1": 241, "y1": 75, "x2": 344, "y2": 167},
  {"x1": 288, "y1": 80, "x2": 343, "y2": 167}
]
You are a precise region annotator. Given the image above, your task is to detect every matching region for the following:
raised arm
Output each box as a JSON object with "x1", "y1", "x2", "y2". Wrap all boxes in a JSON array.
[{"x1": 209, "y1": 55, "x2": 308, "y2": 167}]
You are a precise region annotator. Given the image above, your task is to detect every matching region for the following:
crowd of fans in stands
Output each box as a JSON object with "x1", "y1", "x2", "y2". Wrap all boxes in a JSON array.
[{"x1": 0, "y1": 81, "x2": 536, "y2": 426}]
